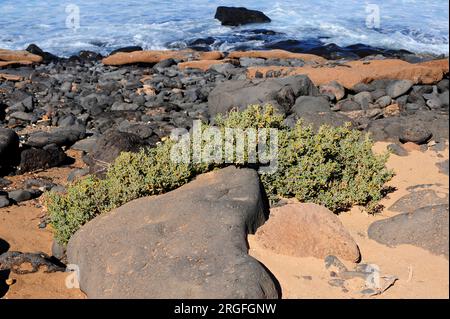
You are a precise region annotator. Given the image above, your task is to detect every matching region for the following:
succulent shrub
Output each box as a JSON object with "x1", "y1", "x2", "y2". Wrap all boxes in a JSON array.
[{"x1": 46, "y1": 104, "x2": 394, "y2": 245}]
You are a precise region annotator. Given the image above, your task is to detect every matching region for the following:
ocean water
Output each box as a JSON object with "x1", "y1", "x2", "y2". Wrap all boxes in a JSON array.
[{"x1": 0, "y1": 0, "x2": 448, "y2": 57}]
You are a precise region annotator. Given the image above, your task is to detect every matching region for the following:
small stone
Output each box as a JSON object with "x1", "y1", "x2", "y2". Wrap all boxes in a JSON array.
[
  {"x1": 0, "y1": 177, "x2": 12, "y2": 188},
  {"x1": 337, "y1": 99, "x2": 361, "y2": 111},
  {"x1": 328, "y1": 279, "x2": 345, "y2": 288},
  {"x1": 52, "y1": 239, "x2": 66, "y2": 260},
  {"x1": 5, "y1": 278, "x2": 16, "y2": 286},
  {"x1": 426, "y1": 97, "x2": 443, "y2": 109},
  {"x1": 384, "y1": 103, "x2": 400, "y2": 116},
  {"x1": 436, "y1": 160, "x2": 449, "y2": 176},
  {"x1": 353, "y1": 91, "x2": 372, "y2": 109},
  {"x1": 67, "y1": 168, "x2": 90, "y2": 182},
  {"x1": 361, "y1": 288, "x2": 377, "y2": 296},
  {"x1": 50, "y1": 185, "x2": 66, "y2": 194},
  {"x1": 387, "y1": 143, "x2": 408, "y2": 156},
  {"x1": 375, "y1": 95, "x2": 392, "y2": 108}
]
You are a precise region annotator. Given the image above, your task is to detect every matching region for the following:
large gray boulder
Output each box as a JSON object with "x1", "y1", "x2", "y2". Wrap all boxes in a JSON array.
[
  {"x1": 214, "y1": 6, "x2": 271, "y2": 26},
  {"x1": 368, "y1": 204, "x2": 449, "y2": 258},
  {"x1": 67, "y1": 166, "x2": 279, "y2": 299},
  {"x1": 208, "y1": 75, "x2": 317, "y2": 117}
]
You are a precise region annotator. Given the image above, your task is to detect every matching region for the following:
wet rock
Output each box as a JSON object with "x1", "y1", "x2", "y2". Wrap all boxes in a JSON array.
[
  {"x1": 67, "y1": 166, "x2": 279, "y2": 298},
  {"x1": 255, "y1": 203, "x2": 361, "y2": 262},
  {"x1": 25, "y1": 44, "x2": 59, "y2": 63},
  {"x1": 214, "y1": 6, "x2": 271, "y2": 26},
  {"x1": 109, "y1": 46, "x2": 143, "y2": 56},
  {"x1": 75, "y1": 51, "x2": 102, "y2": 62}
]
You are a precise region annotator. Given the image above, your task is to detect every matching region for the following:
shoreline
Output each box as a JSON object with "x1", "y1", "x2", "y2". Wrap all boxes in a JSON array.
[{"x1": 3, "y1": 41, "x2": 449, "y2": 65}]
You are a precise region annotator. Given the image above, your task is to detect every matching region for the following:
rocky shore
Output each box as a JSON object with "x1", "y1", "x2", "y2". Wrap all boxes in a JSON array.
[{"x1": 0, "y1": 43, "x2": 449, "y2": 298}]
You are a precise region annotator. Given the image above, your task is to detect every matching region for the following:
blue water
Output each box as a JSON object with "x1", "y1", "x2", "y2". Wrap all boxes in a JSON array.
[{"x1": 0, "y1": 0, "x2": 448, "y2": 56}]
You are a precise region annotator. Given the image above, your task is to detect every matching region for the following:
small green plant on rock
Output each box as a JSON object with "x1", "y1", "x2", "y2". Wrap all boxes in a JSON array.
[{"x1": 46, "y1": 104, "x2": 394, "y2": 245}]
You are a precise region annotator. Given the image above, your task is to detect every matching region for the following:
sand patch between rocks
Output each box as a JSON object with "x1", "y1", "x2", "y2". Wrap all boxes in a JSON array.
[{"x1": 249, "y1": 141, "x2": 449, "y2": 299}]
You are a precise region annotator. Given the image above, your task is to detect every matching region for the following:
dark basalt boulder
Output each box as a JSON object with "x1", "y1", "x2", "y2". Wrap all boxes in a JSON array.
[
  {"x1": 215, "y1": 6, "x2": 271, "y2": 26},
  {"x1": 67, "y1": 166, "x2": 280, "y2": 298}
]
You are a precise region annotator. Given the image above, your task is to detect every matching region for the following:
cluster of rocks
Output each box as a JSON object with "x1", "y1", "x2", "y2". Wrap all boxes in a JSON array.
[
  {"x1": 1, "y1": 44, "x2": 449, "y2": 205},
  {"x1": 1, "y1": 42, "x2": 449, "y2": 298}
]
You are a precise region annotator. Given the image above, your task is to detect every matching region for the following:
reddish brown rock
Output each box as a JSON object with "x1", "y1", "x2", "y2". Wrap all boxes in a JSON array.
[
  {"x1": 384, "y1": 103, "x2": 401, "y2": 117},
  {"x1": 0, "y1": 73, "x2": 23, "y2": 81},
  {"x1": 228, "y1": 50, "x2": 326, "y2": 64},
  {"x1": 255, "y1": 202, "x2": 361, "y2": 262},
  {"x1": 102, "y1": 50, "x2": 223, "y2": 66},
  {"x1": 0, "y1": 49, "x2": 43, "y2": 64},
  {"x1": 246, "y1": 59, "x2": 449, "y2": 89},
  {"x1": 178, "y1": 59, "x2": 230, "y2": 71}
]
